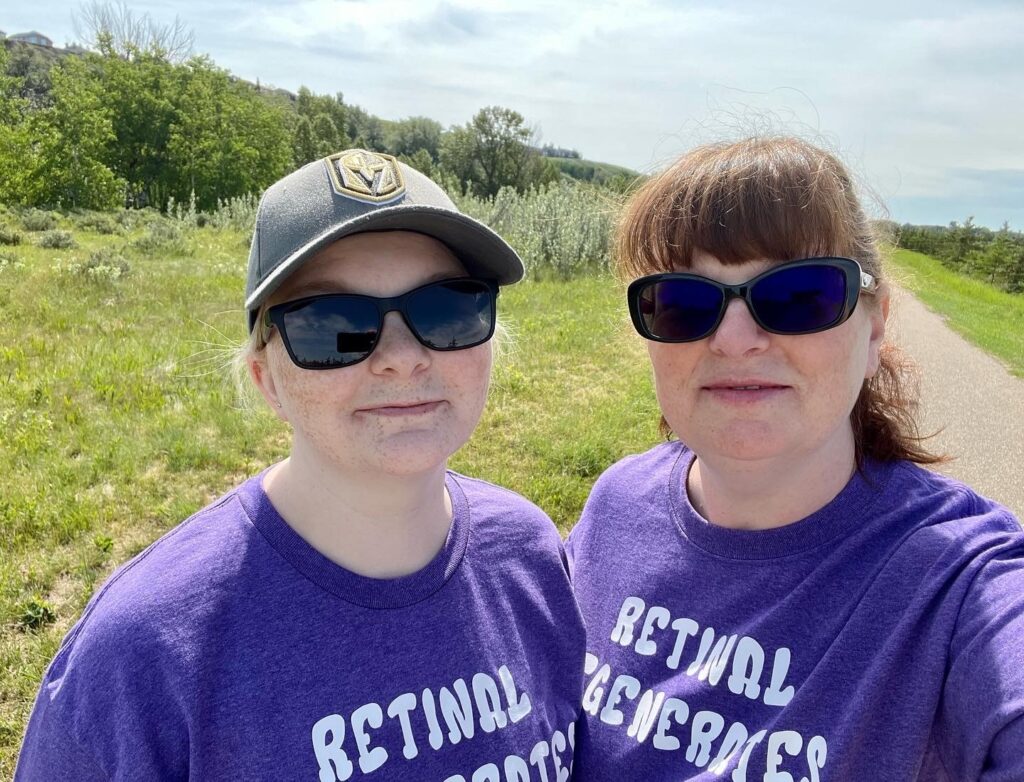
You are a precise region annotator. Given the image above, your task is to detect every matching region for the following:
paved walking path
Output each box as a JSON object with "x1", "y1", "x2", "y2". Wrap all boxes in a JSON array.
[{"x1": 888, "y1": 287, "x2": 1024, "y2": 520}]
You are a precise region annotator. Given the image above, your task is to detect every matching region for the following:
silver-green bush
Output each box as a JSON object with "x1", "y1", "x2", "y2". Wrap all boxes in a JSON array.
[
  {"x1": 453, "y1": 181, "x2": 619, "y2": 279},
  {"x1": 37, "y1": 230, "x2": 76, "y2": 249}
]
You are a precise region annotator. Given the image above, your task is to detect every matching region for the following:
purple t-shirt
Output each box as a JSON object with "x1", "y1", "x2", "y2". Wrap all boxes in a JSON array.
[
  {"x1": 16, "y1": 470, "x2": 585, "y2": 781},
  {"x1": 566, "y1": 442, "x2": 1024, "y2": 781}
]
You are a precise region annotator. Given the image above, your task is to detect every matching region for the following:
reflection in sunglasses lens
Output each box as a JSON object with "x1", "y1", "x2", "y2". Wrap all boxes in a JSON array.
[
  {"x1": 276, "y1": 280, "x2": 495, "y2": 368},
  {"x1": 752, "y1": 265, "x2": 846, "y2": 333},
  {"x1": 645, "y1": 279, "x2": 724, "y2": 340},
  {"x1": 284, "y1": 298, "x2": 379, "y2": 368},
  {"x1": 408, "y1": 281, "x2": 492, "y2": 349}
]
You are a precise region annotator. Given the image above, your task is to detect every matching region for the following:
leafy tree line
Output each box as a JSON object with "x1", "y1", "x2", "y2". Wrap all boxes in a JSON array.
[
  {"x1": 0, "y1": 38, "x2": 592, "y2": 212},
  {"x1": 0, "y1": 41, "x2": 292, "y2": 211},
  {"x1": 893, "y1": 218, "x2": 1024, "y2": 294}
]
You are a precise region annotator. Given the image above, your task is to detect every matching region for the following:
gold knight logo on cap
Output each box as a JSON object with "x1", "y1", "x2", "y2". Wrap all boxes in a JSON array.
[{"x1": 325, "y1": 149, "x2": 406, "y2": 203}]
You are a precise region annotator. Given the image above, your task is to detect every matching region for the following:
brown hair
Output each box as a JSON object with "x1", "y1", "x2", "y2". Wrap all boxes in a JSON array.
[{"x1": 617, "y1": 136, "x2": 943, "y2": 466}]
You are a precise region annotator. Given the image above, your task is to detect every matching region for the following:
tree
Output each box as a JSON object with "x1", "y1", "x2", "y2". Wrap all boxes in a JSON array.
[
  {"x1": 471, "y1": 106, "x2": 532, "y2": 197},
  {"x1": 399, "y1": 148, "x2": 435, "y2": 179},
  {"x1": 312, "y1": 114, "x2": 340, "y2": 158},
  {"x1": 943, "y1": 217, "x2": 982, "y2": 271},
  {"x1": 6, "y1": 43, "x2": 54, "y2": 109},
  {"x1": 388, "y1": 116, "x2": 443, "y2": 161},
  {"x1": 346, "y1": 104, "x2": 385, "y2": 151},
  {"x1": 439, "y1": 106, "x2": 549, "y2": 197},
  {"x1": 975, "y1": 221, "x2": 1019, "y2": 289},
  {"x1": 0, "y1": 45, "x2": 37, "y2": 204},
  {"x1": 292, "y1": 115, "x2": 318, "y2": 167},
  {"x1": 166, "y1": 57, "x2": 292, "y2": 210},
  {"x1": 96, "y1": 48, "x2": 178, "y2": 207},
  {"x1": 293, "y1": 86, "x2": 350, "y2": 163},
  {"x1": 73, "y1": 0, "x2": 195, "y2": 62},
  {"x1": 28, "y1": 55, "x2": 123, "y2": 209},
  {"x1": 438, "y1": 125, "x2": 479, "y2": 192}
]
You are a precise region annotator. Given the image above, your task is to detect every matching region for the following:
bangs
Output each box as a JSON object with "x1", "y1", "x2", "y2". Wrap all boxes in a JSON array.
[{"x1": 617, "y1": 138, "x2": 864, "y2": 278}]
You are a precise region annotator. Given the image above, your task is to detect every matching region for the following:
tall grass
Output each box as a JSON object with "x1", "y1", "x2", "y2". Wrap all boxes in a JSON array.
[
  {"x1": 452, "y1": 181, "x2": 620, "y2": 279},
  {"x1": 165, "y1": 179, "x2": 620, "y2": 280}
]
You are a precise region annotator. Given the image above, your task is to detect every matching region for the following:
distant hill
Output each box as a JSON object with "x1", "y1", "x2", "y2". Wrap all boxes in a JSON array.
[{"x1": 550, "y1": 157, "x2": 642, "y2": 187}]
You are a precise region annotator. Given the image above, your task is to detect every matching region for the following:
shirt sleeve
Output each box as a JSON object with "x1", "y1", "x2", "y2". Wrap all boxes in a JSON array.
[
  {"x1": 939, "y1": 537, "x2": 1024, "y2": 781},
  {"x1": 14, "y1": 602, "x2": 191, "y2": 781},
  {"x1": 15, "y1": 698, "x2": 109, "y2": 780}
]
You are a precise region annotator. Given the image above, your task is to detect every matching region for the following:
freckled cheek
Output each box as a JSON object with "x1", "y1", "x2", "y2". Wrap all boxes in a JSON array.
[
  {"x1": 270, "y1": 358, "x2": 360, "y2": 420},
  {"x1": 462, "y1": 364, "x2": 494, "y2": 420},
  {"x1": 649, "y1": 347, "x2": 701, "y2": 405}
]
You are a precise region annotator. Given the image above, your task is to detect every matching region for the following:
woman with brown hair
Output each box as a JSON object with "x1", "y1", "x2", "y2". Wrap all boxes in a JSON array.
[{"x1": 567, "y1": 137, "x2": 1024, "y2": 781}]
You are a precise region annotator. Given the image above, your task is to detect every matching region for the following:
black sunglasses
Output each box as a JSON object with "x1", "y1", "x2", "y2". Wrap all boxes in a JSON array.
[
  {"x1": 263, "y1": 278, "x2": 498, "y2": 369},
  {"x1": 628, "y1": 257, "x2": 877, "y2": 343}
]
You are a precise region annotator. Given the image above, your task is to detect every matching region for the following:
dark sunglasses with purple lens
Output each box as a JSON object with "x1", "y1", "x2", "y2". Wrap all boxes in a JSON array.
[{"x1": 627, "y1": 257, "x2": 878, "y2": 343}]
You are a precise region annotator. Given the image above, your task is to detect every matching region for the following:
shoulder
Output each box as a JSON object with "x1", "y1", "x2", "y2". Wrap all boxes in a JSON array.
[
  {"x1": 567, "y1": 441, "x2": 686, "y2": 555},
  {"x1": 18, "y1": 482, "x2": 261, "y2": 777},
  {"x1": 587, "y1": 440, "x2": 686, "y2": 505},
  {"x1": 593, "y1": 439, "x2": 684, "y2": 484},
  {"x1": 48, "y1": 478, "x2": 262, "y2": 683},
  {"x1": 448, "y1": 470, "x2": 561, "y2": 542},
  {"x1": 863, "y1": 461, "x2": 1024, "y2": 619},
  {"x1": 885, "y1": 460, "x2": 1022, "y2": 547}
]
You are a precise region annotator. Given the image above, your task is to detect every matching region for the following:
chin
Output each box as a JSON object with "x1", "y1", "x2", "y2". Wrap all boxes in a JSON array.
[
  {"x1": 680, "y1": 422, "x2": 794, "y2": 463},
  {"x1": 364, "y1": 431, "x2": 469, "y2": 476}
]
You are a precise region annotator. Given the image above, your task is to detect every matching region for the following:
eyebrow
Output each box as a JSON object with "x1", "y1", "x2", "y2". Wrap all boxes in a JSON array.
[{"x1": 278, "y1": 271, "x2": 465, "y2": 301}]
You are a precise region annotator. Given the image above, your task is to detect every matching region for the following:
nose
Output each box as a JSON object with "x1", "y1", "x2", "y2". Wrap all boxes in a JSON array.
[
  {"x1": 706, "y1": 297, "x2": 771, "y2": 356},
  {"x1": 367, "y1": 311, "x2": 432, "y2": 376}
]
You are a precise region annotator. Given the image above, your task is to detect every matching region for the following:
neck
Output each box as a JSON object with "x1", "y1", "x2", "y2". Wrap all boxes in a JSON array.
[
  {"x1": 687, "y1": 434, "x2": 857, "y2": 530},
  {"x1": 263, "y1": 445, "x2": 452, "y2": 579}
]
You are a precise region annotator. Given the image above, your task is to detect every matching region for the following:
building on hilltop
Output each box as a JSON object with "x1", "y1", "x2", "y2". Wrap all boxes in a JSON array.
[{"x1": 10, "y1": 31, "x2": 54, "y2": 47}]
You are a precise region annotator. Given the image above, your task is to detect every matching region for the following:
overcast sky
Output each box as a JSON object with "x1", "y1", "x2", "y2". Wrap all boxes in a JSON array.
[{"x1": 6, "y1": 1, "x2": 1024, "y2": 228}]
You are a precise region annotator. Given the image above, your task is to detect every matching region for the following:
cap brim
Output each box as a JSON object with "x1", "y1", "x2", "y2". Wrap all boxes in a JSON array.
[{"x1": 245, "y1": 204, "x2": 524, "y2": 330}]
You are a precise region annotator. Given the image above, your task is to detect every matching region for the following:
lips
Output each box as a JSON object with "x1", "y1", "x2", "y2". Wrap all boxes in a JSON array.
[
  {"x1": 703, "y1": 380, "x2": 789, "y2": 390},
  {"x1": 700, "y1": 379, "x2": 791, "y2": 405},
  {"x1": 356, "y1": 400, "x2": 446, "y2": 416}
]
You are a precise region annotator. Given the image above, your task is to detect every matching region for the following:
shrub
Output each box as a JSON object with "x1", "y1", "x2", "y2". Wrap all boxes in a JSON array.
[
  {"x1": 115, "y1": 209, "x2": 137, "y2": 228},
  {"x1": 0, "y1": 225, "x2": 23, "y2": 246},
  {"x1": 82, "y1": 248, "x2": 131, "y2": 281},
  {"x1": 133, "y1": 219, "x2": 193, "y2": 256},
  {"x1": 57, "y1": 249, "x2": 133, "y2": 283},
  {"x1": 454, "y1": 181, "x2": 617, "y2": 279},
  {"x1": 22, "y1": 209, "x2": 60, "y2": 232},
  {"x1": 74, "y1": 212, "x2": 121, "y2": 235},
  {"x1": 116, "y1": 207, "x2": 163, "y2": 230},
  {"x1": 170, "y1": 193, "x2": 259, "y2": 232},
  {"x1": 37, "y1": 230, "x2": 77, "y2": 249}
]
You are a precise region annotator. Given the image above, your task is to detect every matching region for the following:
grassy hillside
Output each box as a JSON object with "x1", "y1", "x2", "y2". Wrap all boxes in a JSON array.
[
  {"x1": 552, "y1": 156, "x2": 643, "y2": 188},
  {"x1": 888, "y1": 248, "x2": 1024, "y2": 376}
]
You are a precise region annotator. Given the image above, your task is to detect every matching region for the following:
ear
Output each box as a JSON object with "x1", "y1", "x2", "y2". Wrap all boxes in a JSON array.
[
  {"x1": 248, "y1": 350, "x2": 289, "y2": 421},
  {"x1": 863, "y1": 289, "x2": 890, "y2": 379}
]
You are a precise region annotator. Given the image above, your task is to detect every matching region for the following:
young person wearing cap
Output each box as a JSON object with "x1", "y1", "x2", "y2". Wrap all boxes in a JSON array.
[{"x1": 16, "y1": 150, "x2": 585, "y2": 781}]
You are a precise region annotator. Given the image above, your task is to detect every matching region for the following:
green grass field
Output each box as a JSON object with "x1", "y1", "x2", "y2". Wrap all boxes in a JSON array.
[
  {"x1": 888, "y1": 248, "x2": 1024, "y2": 376},
  {"x1": 0, "y1": 215, "x2": 661, "y2": 772}
]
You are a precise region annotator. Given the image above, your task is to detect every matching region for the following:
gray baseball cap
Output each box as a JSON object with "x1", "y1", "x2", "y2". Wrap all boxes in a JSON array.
[{"x1": 245, "y1": 149, "x2": 525, "y2": 332}]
